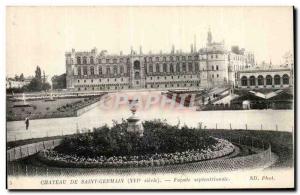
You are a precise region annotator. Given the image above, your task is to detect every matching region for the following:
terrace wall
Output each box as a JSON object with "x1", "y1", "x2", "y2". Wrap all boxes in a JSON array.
[{"x1": 7, "y1": 139, "x2": 62, "y2": 162}]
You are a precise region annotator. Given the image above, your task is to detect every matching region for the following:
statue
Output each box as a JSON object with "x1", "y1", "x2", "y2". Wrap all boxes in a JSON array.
[
  {"x1": 127, "y1": 99, "x2": 144, "y2": 136},
  {"x1": 22, "y1": 93, "x2": 27, "y2": 105},
  {"x1": 13, "y1": 93, "x2": 32, "y2": 107}
]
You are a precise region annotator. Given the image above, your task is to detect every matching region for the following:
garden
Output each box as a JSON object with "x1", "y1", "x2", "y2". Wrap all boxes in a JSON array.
[
  {"x1": 6, "y1": 95, "x2": 104, "y2": 121},
  {"x1": 37, "y1": 120, "x2": 235, "y2": 168}
]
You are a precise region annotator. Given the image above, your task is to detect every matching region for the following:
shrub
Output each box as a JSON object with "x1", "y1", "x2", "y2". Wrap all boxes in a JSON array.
[{"x1": 43, "y1": 120, "x2": 238, "y2": 168}]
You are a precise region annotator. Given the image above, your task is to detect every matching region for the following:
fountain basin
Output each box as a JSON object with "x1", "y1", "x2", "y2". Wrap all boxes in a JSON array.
[{"x1": 13, "y1": 104, "x2": 32, "y2": 108}]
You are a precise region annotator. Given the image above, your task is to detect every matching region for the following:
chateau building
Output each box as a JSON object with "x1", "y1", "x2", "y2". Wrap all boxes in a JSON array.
[
  {"x1": 236, "y1": 67, "x2": 293, "y2": 90},
  {"x1": 65, "y1": 30, "x2": 255, "y2": 91}
]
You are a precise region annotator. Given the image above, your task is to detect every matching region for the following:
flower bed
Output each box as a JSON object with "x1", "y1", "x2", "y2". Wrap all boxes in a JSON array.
[{"x1": 37, "y1": 138, "x2": 234, "y2": 168}]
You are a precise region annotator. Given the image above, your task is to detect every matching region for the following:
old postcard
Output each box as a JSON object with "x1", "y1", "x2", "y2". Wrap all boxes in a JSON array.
[{"x1": 6, "y1": 6, "x2": 294, "y2": 189}]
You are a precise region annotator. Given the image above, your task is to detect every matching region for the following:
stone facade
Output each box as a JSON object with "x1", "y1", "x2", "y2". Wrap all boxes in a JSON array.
[
  {"x1": 65, "y1": 30, "x2": 255, "y2": 91},
  {"x1": 236, "y1": 68, "x2": 293, "y2": 89}
]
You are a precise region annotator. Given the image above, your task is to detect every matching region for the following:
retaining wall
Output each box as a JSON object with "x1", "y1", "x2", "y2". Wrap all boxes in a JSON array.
[
  {"x1": 75, "y1": 100, "x2": 102, "y2": 116},
  {"x1": 7, "y1": 139, "x2": 62, "y2": 162}
]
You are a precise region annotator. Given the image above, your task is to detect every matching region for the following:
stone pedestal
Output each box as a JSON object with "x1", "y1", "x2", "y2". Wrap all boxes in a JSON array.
[
  {"x1": 127, "y1": 99, "x2": 144, "y2": 136},
  {"x1": 127, "y1": 114, "x2": 144, "y2": 136}
]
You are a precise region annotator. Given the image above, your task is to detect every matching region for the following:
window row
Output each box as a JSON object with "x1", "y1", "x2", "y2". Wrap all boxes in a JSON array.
[
  {"x1": 75, "y1": 54, "x2": 225, "y2": 65},
  {"x1": 76, "y1": 65, "x2": 128, "y2": 76},
  {"x1": 241, "y1": 74, "x2": 290, "y2": 86},
  {"x1": 77, "y1": 77, "x2": 127, "y2": 83},
  {"x1": 76, "y1": 81, "x2": 201, "y2": 91},
  {"x1": 147, "y1": 62, "x2": 200, "y2": 73},
  {"x1": 147, "y1": 75, "x2": 199, "y2": 81}
]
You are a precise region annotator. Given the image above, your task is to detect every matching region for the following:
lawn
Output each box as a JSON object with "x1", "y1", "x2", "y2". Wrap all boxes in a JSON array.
[
  {"x1": 7, "y1": 98, "x2": 84, "y2": 115},
  {"x1": 6, "y1": 96, "x2": 102, "y2": 121}
]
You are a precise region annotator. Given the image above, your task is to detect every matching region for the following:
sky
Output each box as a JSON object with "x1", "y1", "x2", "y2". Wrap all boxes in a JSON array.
[{"x1": 6, "y1": 6, "x2": 293, "y2": 78}]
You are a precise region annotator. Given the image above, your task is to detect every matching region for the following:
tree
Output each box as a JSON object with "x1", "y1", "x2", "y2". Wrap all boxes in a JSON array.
[
  {"x1": 27, "y1": 77, "x2": 42, "y2": 91},
  {"x1": 51, "y1": 73, "x2": 66, "y2": 89},
  {"x1": 43, "y1": 71, "x2": 46, "y2": 84},
  {"x1": 14, "y1": 75, "x2": 19, "y2": 81},
  {"x1": 42, "y1": 82, "x2": 51, "y2": 91},
  {"x1": 19, "y1": 73, "x2": 24, "y2": 81},
  {"x1": 25, "y1": 66, "x2": 51, "y2": 92},
  {"x1": 35, "y1": 66, "x2": 42, "y2": 80}
]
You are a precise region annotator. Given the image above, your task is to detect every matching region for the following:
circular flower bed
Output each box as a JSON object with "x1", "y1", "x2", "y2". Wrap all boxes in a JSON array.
[
  {"x1": 37, "y1": 120, "x2": 235, "y2": 168},
  {"x1": 38, "y1": 138, "x2": 234, "y2": 168}
]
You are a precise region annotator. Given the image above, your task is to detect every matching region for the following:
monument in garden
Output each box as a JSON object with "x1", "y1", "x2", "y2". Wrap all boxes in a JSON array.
[
  {"x1": 127, "y1": 99, "x2": 144, "y2": 136},
  {"x1": 45, "y1": 92, "x2": 56, "y2": 102},
  {"x1": 14, "y1": 93, "x2": 32, "y2": 107}
]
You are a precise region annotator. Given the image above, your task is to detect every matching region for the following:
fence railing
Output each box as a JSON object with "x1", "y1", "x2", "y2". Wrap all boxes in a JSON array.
[
  {"x1": 7, "y1": 122, "x2": 292, "y2": 143},
  {"x1": 7, "y1": 134, "x2": 274, "y2": 176}
]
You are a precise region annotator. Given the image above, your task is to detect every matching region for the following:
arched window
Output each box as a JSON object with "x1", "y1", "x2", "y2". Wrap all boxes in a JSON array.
[
  {"x1": 82, "y1": 56, "x2": 87, "y2": 64},
  {"x1": 120, "y1": 66, "x2": 124, "y2": 74},
  {"x1": 283, "y1": 74, "x2": 290, "y2": 85},
  {"x1": 258, "y1": 75, "x2": 264, "y2": 85},
  {"x1": 90, "y1": 56, "x2": 94, "y2": 64},
  {"x1": 98, "y1": 58, "x2": 102, "y2": 64},
  {"x1": 188, "y1": 63, "x2": 193, "y2": 72},
  {"x1": 77, "y1": 67, "x2": 81, "y2": 75},
  {"x1": 163, "y1": 63, "x2": 167, "y2": 72},
  {"x1": 266, "y1": 75, "x2": 272, "y2": 85},
  {"x1": 249, "y1": 76, "x2": 255, "y2": 86},
  {"x1": 83, "y1": 66, "x2": 88, "y2": 75},
  {"x1": 182, "y1": 63, "x2": 186, "y2": 72},
  {"x1": 176, "y1": 63, "x2": 180, "y2": 72},
  {"x1": 134, "y1": 61, "x2": 140, "y2": 69},
  {"x1": 77, "y1": 57, "x2": 81, "y2": 65},
  {"x1": 216, "y1": 65, "x2": 219, "y2": 70},
  {"x1": 135, "y1": 71, "x2": 140, "y2": 79},
  {"x1": 156, "y1": 64, "x2": 160, "y2": 73},
  {"x1": 241, "y1": 76, "x2": 247, "y2": 86},
  {"x1": 98, "y1": 66, "x2": 102, "y2": 75},
  {"x1": 274, "y1": 75, "x2": 281, "y2": 85},
  {"x1": 90, "y1": 66, "x2": 94, "y2": 75},
  {"x1": 170, "y1": 63, "x2": 174, "y2": 73},
  {"x1": 212, "y1": 65, "x2": 214, "y2": 71},
  {"x1": 113, "y1": 65, "x2": 117, "y2": 74},
  {"x1": 106, "y1": 66, "x2": 110, "y2": 75},
  {"x1": 149, "y1": 64, "x2": 153, "y2": 73}
]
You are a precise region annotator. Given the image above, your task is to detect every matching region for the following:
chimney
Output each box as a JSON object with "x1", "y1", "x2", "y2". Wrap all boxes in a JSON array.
[
  {"x1": 171, "y1": 45, "x2": 175, "y2": 54},
  {"x1": 130, "y1": 46, "x2": 133, "y2": 55},
  {"x1": 140, "y1": 46, "x2": 143, "y2": 55},
  {"x1": 194, "y1": 34, "x2": 197, "y2": 52}
]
